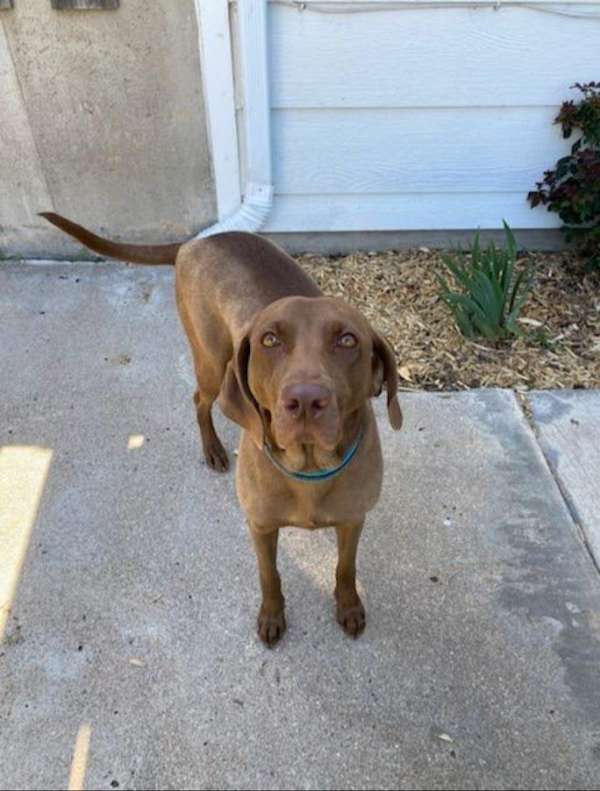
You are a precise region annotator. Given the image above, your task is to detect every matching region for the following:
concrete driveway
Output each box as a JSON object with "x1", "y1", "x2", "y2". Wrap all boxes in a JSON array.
[{"x1": 1, "y1": 261, "x2": 600, "y2": 790}]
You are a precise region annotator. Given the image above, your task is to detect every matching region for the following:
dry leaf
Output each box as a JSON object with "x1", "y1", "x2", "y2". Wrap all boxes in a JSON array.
[
  {"x1": 398, "y1": 366, "x2": 413, "y2": 382},
  {"x1": 129, "y1": 658, "x2": 145, "y2": 667},
  {"x1": 437, "y1": 733, "x2": 454, "y2": 743}
]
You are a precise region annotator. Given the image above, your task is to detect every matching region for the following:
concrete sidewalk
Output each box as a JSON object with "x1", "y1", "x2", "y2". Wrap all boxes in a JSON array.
[{"x1": 1, "y1": 262, "x2": 600, "y2": 791}]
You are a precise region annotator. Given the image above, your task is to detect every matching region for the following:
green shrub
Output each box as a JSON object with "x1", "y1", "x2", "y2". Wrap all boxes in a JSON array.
[
  {"x1": 528, "y1": 82, "x2": 600, "y2": 272},
  {"x1": 436, "y1": 223, "x2": 533, "y2": 344}
]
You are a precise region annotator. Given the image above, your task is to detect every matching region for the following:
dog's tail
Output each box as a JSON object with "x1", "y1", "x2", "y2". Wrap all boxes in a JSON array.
[{"x1": 39, "y1": 212, "x2": 183, "y2": 266}]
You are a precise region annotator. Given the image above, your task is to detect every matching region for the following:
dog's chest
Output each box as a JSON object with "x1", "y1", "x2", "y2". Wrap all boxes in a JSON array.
[
  {"x1": 236, "y1": 432, "x2": 383, "y2": 530},
  {"x1": 284, "y1": 476, "x2": 376, "y2": 528},
  {"x1": 285, "y1": 486, "x2": 343, "y2": 529}
]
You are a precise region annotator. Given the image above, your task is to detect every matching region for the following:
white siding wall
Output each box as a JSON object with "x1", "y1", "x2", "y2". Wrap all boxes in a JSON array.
[{"x1": 256, "y1": 1, "x2": 600, "y2": 233}]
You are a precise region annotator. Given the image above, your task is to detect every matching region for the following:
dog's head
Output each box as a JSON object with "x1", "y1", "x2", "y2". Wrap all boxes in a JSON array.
[{"x1": 219, "y1": 296, "x2": 402, "y2": 454}]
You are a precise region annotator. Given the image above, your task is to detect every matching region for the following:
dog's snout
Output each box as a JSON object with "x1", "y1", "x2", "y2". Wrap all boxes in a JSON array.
[{"x1": 281, "y1": 383, "x2": 332, "y2": 420}]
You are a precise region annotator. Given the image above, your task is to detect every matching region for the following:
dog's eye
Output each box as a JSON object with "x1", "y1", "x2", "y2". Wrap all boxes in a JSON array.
[
  {"x1": 261, "y1": 332, "x2": 280, "y2": 348},
  {"x1": 337, "y1": 332, "x2": 358, "y2": 349}
]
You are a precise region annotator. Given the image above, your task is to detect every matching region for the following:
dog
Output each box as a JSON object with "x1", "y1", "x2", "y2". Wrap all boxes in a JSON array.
[{"x1": 41, "y1": 213, "x2": 403, "y2": 646}]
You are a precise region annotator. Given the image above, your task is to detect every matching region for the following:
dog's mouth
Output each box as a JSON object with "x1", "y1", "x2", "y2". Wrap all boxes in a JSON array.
[
  {"x1": 259, "y1": 400, "x2": 342, "y2": 461},
  {"x1": 271, "y1": 421, "x2": 341, "y2": 455}
]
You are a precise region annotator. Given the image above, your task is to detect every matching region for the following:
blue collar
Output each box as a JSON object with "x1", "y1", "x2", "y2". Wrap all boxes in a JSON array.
[{"x1": 262, "y1": 427, "x2": 364, "y2": 483}]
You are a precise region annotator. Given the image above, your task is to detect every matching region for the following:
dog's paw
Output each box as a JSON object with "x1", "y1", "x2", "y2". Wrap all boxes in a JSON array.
[
  {"x1": 257, "y1": 608, "x2": 286, "y2": 648},
  {"x1": 204, "y1": 440, "x2": 230, "y2": 473},
  {"x1": 336, "y1": 600, "x2": 366, "y2": 639}
]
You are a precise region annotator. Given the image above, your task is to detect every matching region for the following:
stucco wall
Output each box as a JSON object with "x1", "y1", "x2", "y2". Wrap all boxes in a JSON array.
[{"x1": 0, "y1": 0, "x2": 216, "y2": 258}]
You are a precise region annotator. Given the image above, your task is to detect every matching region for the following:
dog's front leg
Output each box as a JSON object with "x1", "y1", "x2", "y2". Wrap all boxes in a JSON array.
[
  {"x1": 249, "y1": 524, "x2": 286, "y2": 647},
  {"x1": 335, "y1": 521, "x2": 366, "y2": 638}
]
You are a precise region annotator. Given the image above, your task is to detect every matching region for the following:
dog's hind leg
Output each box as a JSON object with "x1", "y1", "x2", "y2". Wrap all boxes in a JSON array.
[
  {"x1": 191, "y1": 353, "x2": 230, "y2": 473},
  {"x1": 176, "y1": 287, "x2": 232, "y2": 473}
]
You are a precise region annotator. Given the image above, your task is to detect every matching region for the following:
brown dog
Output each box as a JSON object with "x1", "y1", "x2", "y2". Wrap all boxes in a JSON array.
[{"x1": 40, "y1": 213, "x2": 402, "y2": 646}]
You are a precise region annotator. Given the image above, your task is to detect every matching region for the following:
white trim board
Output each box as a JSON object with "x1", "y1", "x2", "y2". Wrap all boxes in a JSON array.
[
  {"x1": 194, "y1": 0, "x2": 274, "y2": 236},
  {"x1": 195, "y1": 0, "x2": 241, "y2": 220}
]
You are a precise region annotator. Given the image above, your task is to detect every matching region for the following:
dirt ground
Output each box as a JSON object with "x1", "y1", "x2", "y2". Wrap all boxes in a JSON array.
[{"x1": 299, "y1": 249, "x2": 600, "y2": 391}]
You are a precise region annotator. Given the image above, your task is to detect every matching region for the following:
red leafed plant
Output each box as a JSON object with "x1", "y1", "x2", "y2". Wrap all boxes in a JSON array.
[{"x1": 528, "y1": 82, "x2": 600, "y2": 272}]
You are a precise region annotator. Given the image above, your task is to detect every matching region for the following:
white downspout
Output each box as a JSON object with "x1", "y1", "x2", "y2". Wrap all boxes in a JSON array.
[
  {"x1": 196, "y1": 180, "x2": 274, "y2": 236},
  {"x1": 194, "y1": 0, "x2": 273, "y2": 238}
]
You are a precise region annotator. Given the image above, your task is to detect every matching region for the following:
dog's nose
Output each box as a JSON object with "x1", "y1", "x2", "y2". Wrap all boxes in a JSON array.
[{"x1": 281, "y1": 383, "x2": 332, "y2": 420}]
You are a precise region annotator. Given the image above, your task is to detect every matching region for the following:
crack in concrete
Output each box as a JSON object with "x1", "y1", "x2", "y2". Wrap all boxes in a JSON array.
[{"x1": 517, "y1": 391, "x2": 600, "y2": 581}]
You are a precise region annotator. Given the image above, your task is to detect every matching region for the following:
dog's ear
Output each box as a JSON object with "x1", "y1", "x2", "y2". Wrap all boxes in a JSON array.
[
  {"x1": 371, "y1": 332, "x2": 403, "y2": 430},
  {"x1": 219, "y1": 333, "x2": 264, "y2": 447}
]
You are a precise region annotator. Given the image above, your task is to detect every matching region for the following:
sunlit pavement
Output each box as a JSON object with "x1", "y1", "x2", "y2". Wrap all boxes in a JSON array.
[{"x1": 2, "y1": 261, "x2": 600, "y2": 791}]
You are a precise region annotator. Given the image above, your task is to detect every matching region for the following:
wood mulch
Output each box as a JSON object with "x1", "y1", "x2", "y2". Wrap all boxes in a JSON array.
[{"x1": 298, "y1": 249, "x2": 599, "y2": 391}]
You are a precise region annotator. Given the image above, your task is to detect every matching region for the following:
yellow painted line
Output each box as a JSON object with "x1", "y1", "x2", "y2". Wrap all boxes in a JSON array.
[
  {"x1": 0, "y1": 445, "x2": 52, "y2": 641},
  {"x1": 68, "y1": 723, "x2": 92, "y2": 791}
]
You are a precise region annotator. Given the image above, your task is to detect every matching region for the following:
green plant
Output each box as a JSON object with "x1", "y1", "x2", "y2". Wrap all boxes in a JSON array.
[
  {"x1": 528, "y1": 82, "x2": 600, "y2": 272},
  {"x1": 436, "y1": 223, "x2": 533, "y2": 343}
]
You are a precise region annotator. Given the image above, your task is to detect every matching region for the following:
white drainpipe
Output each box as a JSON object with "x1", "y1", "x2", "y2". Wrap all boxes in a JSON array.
[{"x1": 194, "y1": 0, "x2": 273, "y2": 238}]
